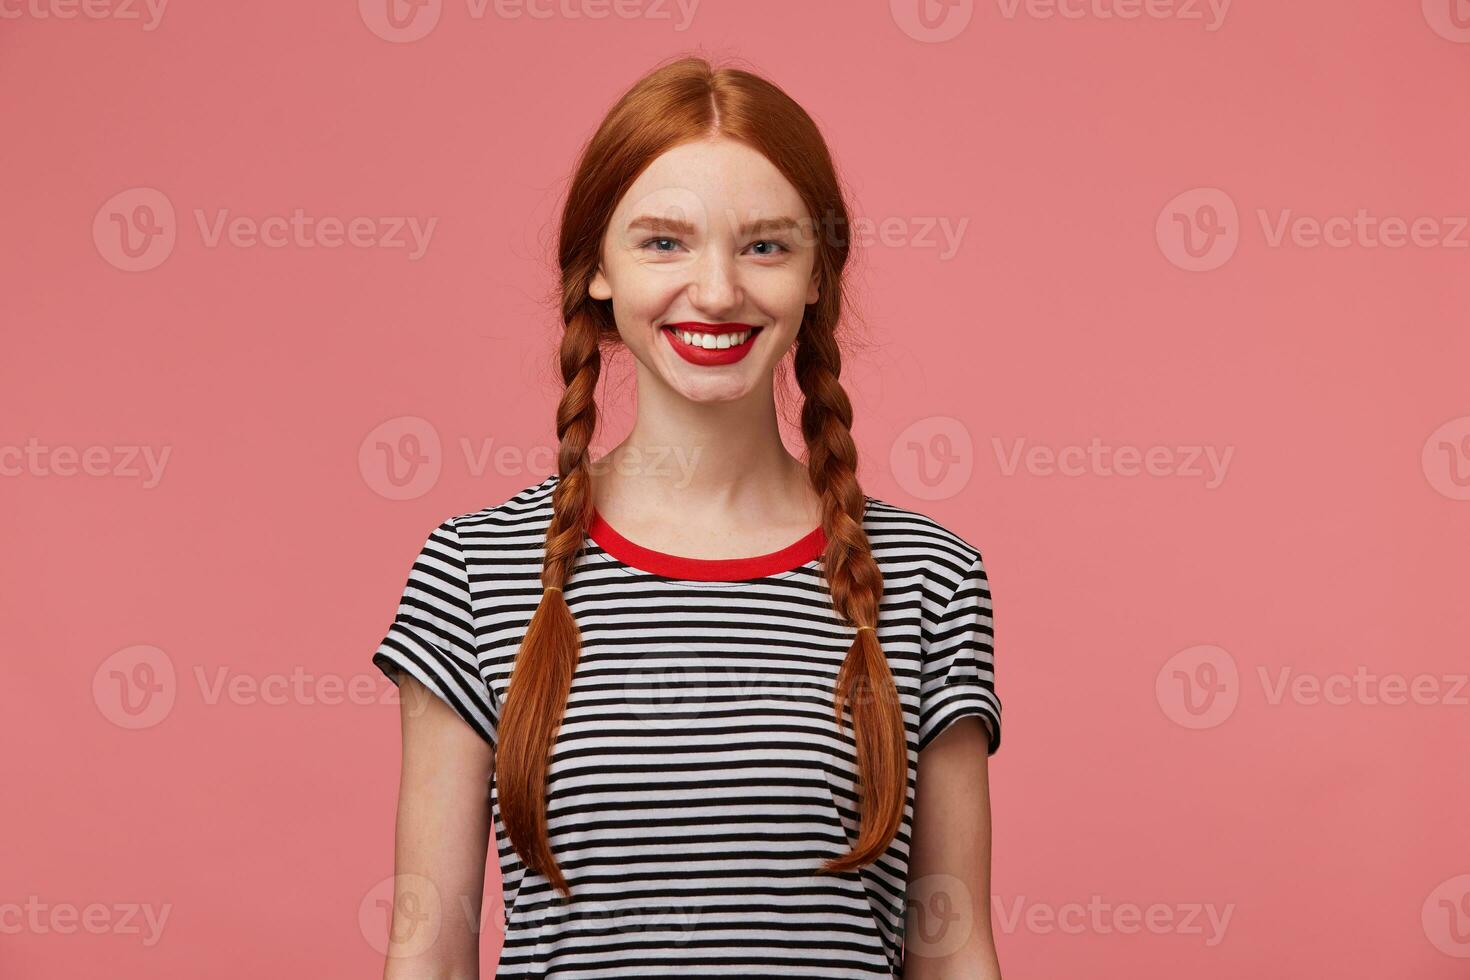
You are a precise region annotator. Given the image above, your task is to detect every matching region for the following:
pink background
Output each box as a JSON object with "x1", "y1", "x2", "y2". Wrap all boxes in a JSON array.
[{"x1": 3, "y1": 1, "x2": 1468, "y2": 976}]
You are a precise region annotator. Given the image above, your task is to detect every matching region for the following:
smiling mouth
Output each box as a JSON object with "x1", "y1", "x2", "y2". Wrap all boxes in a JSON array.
[{"x1": 661, "y1": 323, "x2": 763, "y2": 350}]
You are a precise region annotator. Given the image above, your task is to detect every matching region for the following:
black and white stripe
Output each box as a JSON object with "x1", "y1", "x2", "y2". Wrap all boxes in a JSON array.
[{"x1": 374, "y1": 473, "x2": 1001, "y2": 978}]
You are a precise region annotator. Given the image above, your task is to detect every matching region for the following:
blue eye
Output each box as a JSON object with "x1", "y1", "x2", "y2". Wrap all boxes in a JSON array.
[{"x1": 638, "y1": 237, "x2": 790, "y2": 256}]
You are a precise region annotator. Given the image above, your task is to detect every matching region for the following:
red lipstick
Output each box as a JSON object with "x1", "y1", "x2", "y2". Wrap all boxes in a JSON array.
[{"x1": 662, "y1": 321, "x2": 762, "y2": 366}]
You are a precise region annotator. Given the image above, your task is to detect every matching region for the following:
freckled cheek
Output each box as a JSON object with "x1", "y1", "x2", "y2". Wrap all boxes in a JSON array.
[
  {"x1": 748, "y1": 273, "x2": 814, "y2": 320},
  {"x1": 610, "y1": 281, "x2": 681, "y2": 339}
]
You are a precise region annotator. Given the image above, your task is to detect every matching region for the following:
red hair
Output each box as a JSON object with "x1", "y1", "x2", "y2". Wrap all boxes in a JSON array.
[{"x1": 495, "y1": 54, "x2": 904, "y2": 899}]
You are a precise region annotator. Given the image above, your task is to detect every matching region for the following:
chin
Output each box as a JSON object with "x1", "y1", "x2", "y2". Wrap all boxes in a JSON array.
[{"x1": 668, "y1": 373, "x2": 757, "y2": 404}]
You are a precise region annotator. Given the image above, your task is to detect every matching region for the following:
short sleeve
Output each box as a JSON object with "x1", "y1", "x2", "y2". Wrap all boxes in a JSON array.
[
  {"x1": 918, "y1": 552, "x2": 1001, "y2": 755},
  {"x1": 372, "y1": 518, "x2": 499, "y2": 746}
]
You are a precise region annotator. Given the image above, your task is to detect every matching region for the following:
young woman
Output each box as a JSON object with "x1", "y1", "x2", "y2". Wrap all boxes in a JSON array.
[{"x1": 372, "y1": 55, "x2": 1003, "y2": 980}]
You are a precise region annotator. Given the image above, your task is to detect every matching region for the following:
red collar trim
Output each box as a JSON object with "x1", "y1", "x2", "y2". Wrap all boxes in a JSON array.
[{"x1": 587, "y1": 509, "x2": 827, "y2": 581}]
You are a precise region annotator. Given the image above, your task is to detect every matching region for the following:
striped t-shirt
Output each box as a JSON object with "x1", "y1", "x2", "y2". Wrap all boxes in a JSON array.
[{"x1": 372, "y1": 473, "x2": 1001, "y2": 978}]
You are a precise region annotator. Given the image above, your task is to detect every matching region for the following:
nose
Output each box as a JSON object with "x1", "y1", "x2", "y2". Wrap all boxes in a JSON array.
[{"x1": 686, "y1": 248, "x2": 741, "y2": 318}]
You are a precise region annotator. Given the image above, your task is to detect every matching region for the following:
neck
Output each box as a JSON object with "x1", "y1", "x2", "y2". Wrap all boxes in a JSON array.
[{"x1": 590, "y1": 365, "x2": 816, "y2": 527}]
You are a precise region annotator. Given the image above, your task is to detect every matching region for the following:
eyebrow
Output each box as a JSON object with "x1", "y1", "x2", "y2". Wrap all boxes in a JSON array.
[{"x1": 625, "y1": 214, "x2": 803, "y2": 237}]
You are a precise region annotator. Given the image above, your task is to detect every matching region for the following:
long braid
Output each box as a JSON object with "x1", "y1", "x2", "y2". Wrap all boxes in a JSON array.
[
  {"x1": 494, "y1": 306, "x2": 604, "y2": 899},
  {"x1": 795, "y1": 325, "x2": 908, "y2": 873}
]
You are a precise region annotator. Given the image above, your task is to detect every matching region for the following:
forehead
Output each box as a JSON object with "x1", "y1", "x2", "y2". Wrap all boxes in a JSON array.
[{"x1": 611, "y1": 137, "x2": 806, "y2": 229}]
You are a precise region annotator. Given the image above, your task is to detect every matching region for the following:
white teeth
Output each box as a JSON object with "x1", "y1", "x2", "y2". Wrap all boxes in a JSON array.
[{"x1": 678, "y1": 329, "x2": 750, "y2": 349}]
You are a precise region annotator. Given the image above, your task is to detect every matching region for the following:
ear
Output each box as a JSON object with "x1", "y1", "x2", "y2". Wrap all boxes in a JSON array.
[
  {"x1": 806, "y1": 272, "x2": 820, "y2": 305},
  {"x1": 589, "y1": 266, "x2": 612, "y2": 301}
]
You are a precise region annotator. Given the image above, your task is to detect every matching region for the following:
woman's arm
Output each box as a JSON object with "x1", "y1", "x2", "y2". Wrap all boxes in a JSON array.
[
  {"x1": 382, "y1": 675, "x2": 497, "y2": 980},
  {"x1": 902, "y1": 715, "x2": 1002, "y2": 980}
]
